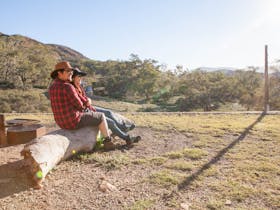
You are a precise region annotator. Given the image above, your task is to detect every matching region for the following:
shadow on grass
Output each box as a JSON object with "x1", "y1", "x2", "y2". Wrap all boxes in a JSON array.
[
  {"x1": 0, "y1": 160, "x2": 32, "y2": 198},
  {"x1": 178, "y1": 112, "x2": 265, "y2": 190}
]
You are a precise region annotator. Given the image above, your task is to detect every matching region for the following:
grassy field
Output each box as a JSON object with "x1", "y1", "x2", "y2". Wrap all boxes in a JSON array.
[
  {"x1": 2, "y1": 112, "x2": 280, "y2": 209},
  {"x1": 125, "y1": 113, "x2": 279, "y2": 209}
]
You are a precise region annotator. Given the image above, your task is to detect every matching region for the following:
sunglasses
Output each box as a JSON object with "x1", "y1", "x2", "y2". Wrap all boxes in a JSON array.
[
  {"x1": 64, "y1": 69, "x2": 73, "y2": 73},
  {"x1": 57, "y1": 68, "x2": 73, "y2": 73}
]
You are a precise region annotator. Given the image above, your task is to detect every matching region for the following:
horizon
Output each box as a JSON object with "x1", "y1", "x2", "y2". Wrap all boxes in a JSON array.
[{"x1": 1, "y1": 0, "x2": 280, "y2": 70}]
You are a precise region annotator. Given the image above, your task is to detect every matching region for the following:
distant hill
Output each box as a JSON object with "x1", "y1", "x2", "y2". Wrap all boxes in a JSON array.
[
  {"x1": 0, "y1": 32, "x2": 91, "y2": 89},
  {"x1": 193, "y1": 67, "x2": 237, "y2": 76},
  {"x1": 47, "y1": 44, "x2": 88, "y2": 61},
  {"x1": 197, "y1": 67, "x2": 238, "y2": 72},
  {"x1": 0, "y1": 32, "x2": 88, "y2": 62},
  {"x1": 196, "y1": 66, "x2": 276, "y2": 75}
]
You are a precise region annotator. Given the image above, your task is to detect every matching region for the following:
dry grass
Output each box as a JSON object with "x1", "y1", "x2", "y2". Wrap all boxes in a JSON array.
[
  {"x1": 126, "y1": 113, "x2": 280, "y2": 209},
  {"x1": 149, "y1": 169, "x2": 184, "y2": 187},
  {"x1": 125, "y1": 199, "x2": 155, "y2": 210},
  {"x1": 78, "y1": 153, "x2": 130, "y2": 169},
  {"x1": 2, "y1": 112, "x2": 280, "y2": 209}
]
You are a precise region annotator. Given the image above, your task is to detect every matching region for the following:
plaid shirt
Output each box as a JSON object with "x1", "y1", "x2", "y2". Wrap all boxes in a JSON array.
[
  {"x1": 74, "y1": 85, "x2": 96, "y2": 112},
  {"x1": 49, "y1": 79, "x2": 84, "y2": 129}
]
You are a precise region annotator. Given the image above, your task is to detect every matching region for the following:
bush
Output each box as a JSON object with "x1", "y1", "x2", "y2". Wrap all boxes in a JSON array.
[{"x1": 0, "y1": 89, "x2": 51, "y2": 113}]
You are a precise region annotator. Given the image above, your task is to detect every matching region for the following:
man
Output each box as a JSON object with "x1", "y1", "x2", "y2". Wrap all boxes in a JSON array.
[{"x1": 49, "y1": 61, "x2": 116, "y2": 150}]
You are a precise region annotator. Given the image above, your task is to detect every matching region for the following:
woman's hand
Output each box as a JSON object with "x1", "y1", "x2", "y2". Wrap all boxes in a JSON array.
[{"x1": 87, "y1": 97, "x2": 92, "y2": 105}]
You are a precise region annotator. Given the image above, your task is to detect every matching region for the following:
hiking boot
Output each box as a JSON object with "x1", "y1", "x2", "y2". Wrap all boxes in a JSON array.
[
  {"x1": 120, "y1": 122, "x2": 136, "y2": 132},
  {"x1": 103, "y1": 137, "x2": 117, "y2": 151},
  {"x1": 128, "y1": 123, "x2": 135, "y2": 131},
  {"x1": 126, "y1": 135, "x2": 141, "y2": 145}
]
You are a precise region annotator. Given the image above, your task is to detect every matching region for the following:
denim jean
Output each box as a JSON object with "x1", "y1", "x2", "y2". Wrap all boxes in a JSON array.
[{"x1": 95, "y1": 106, "x2": 130, "y2": 141}]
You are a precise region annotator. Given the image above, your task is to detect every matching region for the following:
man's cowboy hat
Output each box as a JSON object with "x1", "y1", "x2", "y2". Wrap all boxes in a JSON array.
[
  {"x1": 50, "y1": 61, "x2": 74, "y2": 79},
  {"x1": 72, "y1": 68, "x2": 87, "y2": 78}
]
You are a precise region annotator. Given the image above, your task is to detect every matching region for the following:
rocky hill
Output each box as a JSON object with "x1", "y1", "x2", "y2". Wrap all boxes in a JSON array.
[
  {"x1": 0, "y1": 32, "x2": 88, "y2": 63},
  {"x1": 47, "y1": 44, "x2": 87, "y2": 61},
  {"x1": 0, "y1": 32, "x2": 91, "y2": 89}
]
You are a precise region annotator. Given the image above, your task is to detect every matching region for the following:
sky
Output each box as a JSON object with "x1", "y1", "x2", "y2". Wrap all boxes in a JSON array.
[{"x1": 1, "y1": 0, "x2": 280, "y2": 70}]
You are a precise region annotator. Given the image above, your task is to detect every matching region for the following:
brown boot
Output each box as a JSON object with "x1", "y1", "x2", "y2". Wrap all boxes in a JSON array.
[
  {"x1": 103, "y1": 137, "x2": 117, "y2": 151},
  {"x1": 126, "y1": 135, "x2": 141, "y2": 145}
]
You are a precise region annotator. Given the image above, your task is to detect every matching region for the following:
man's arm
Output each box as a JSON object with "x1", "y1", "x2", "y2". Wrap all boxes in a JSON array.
[{"x1": 65, "y1": 84, "x2": 85, "y2": 111}]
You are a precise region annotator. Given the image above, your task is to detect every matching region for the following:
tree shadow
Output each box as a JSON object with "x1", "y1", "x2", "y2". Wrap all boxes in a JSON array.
[
  {"x1": 0, "y1": 159, "x2": 32, "y2": 198},
  {"x1": 178, "y1": 112, "x2": 265, "y2": 190}
]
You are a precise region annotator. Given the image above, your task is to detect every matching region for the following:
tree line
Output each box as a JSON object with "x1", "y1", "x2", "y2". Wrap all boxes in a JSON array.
[
  {"x1": 81, "y1": 55, "x2": 280, "y2": 111},
  {"x1": 0, "y1": 49, "x2": 280, "y2": 112}
]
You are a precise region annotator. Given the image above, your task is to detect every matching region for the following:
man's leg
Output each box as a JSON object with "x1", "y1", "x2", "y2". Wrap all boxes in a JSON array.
[{"x1": 77, "y1": 112, "x2": 116, "y2": 150}]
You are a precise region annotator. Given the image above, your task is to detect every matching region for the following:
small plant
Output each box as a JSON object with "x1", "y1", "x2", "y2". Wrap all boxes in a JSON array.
[
  {"x1": 164, "y1": 160, "x2": 193, "y2": 171},
  {"x1": 131, "y1": 158, "x2": 148, "y2": 165},
  {"x1": 183, "y1": 148, "x2": 208, "y2": 160},
  {"x1": 164, "y1": 151, "x2": 183, "y2": 159},
  {"x1": 127, "y1": 199, "x2": 155, "y2": 210},
  {"x1": 149, "y1": 170, "x2": 181, "y2": 187},
  {"x1": 148, "y1": 157, "x2": 168, "y2": 166},
  {"x1": 206, "y1": 199, "x2": 224, "y2": 210},
  {"x1": 95, "y1": 132, "x2": 104, "y2": 150},
  {"x1": 85, "y1": 153, "x2": 130, "y2": 169}
]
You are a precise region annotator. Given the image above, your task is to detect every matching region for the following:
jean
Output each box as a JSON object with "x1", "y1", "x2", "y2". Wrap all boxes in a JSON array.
[{"x1": 95, "y1": 106, "x2": 130, "y2": 141}]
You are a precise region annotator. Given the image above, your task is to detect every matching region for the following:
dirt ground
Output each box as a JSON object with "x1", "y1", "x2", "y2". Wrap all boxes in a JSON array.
[
  {"x1": 0, "y1": 117, "x2": 279, "y2": 210},
  {"x1": 0, "y1": 126, "x2": 193, "y2": 210}
]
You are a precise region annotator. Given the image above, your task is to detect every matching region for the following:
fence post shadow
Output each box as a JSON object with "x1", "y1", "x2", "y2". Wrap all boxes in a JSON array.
[{"x1": 178, "y1": 112, "x2": 266, "y2": 190}]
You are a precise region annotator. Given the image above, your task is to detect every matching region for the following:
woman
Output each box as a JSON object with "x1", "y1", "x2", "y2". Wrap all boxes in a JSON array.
[{"x1": 71, "y1": 68, "x2": 141, "y2": 145}]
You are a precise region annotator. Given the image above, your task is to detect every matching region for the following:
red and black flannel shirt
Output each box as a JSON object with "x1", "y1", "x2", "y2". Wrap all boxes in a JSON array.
[
  {"x1": 49, "y1": 79, "x2": 84, "y2": 129},
  {"x1": 74, "y1": 85, "x2": 96, "y2": 112}
]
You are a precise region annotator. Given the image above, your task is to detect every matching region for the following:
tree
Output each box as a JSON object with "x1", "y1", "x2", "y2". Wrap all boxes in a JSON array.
[
  {"x1": 177, "y1": 70, "x2": 230, "y2": 111},
  {"x1": 232, "y1": 69, "x2": 262, "y2": 110},
  {"x1": 132, "y1": 59, "x2": 160, "y2": 101},
  {"x1": 269, "y1": 69, "x2": 280, "y2": 110}
]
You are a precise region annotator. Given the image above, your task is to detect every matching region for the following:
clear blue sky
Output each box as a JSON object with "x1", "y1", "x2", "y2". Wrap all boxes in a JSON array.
[{"x1": 1, "y1": 0, "x2": 280, "y2": 70}]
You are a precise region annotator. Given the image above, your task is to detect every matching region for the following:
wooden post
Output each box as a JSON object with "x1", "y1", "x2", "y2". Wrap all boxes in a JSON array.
[
  {"x1": 0, "y1": 114, "x2": 7, "y2": 146},
  {"x1": 264, "y1": 45, "x2": 269, "y2": 113}
]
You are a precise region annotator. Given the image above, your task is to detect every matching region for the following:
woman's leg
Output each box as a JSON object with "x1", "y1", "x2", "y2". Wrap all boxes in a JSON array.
[
  {"x1": 107, "y1": 117, "x2": 141, "y2": 144},
  {"x1": 106, "y1": 117, "x2": 130, "y2": 141},
  {"x1": 95, "y1": 106, "x2": 127, "y2": 131}
]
